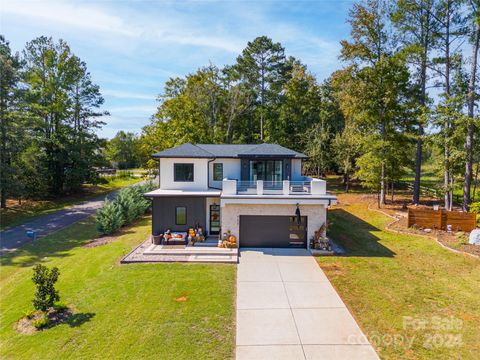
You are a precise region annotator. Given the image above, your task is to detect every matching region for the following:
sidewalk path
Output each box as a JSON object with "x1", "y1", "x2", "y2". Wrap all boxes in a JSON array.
[
  {"x1": 0, "y1": 179, "x2": 155, "y2": 255},
  {"x1": 236, "y1": 248, "x2": 379, "y2": 360}
]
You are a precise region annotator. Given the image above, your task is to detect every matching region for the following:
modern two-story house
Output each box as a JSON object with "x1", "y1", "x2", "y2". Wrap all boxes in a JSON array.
[{"x1": 144, "y1": 143, "x2": 337, "y2": 249}]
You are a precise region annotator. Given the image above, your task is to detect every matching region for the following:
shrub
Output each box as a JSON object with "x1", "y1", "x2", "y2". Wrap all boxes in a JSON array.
[
  {"x1": 470, "y1": 202, "x2": 480, "y2": 214},
  {"x1": 95, "y1": 181, "x2": 156, "y2": 234},
  {"x1": 116, "y1": 170, "x2": 134, "y2": 179},
  {"x1": 96, "y1": 199, "x2": 124, "y2": 235},
  {"x1": 32, "y1": 264, "x2": 60, "y2": 312},
  {"x1": 33, "y1": 315, "x2": 50, "y2": 329}
]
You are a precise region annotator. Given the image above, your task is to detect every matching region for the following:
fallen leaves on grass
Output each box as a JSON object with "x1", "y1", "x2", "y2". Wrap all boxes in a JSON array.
[{"x1": 175, "y1": 296, "x2": 188, "y2": 302}]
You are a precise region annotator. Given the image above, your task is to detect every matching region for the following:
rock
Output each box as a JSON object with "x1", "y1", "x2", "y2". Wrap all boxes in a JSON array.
[
  {"x1": 469, "y1": 229, "x2": 480, "y2": 245},
  {"x1": 424, "y1": 228, "x2": 432, "y2": 233}
]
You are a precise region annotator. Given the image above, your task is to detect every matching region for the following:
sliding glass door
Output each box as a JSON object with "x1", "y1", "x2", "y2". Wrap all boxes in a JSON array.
[{"x1": 249, "y1": 160, "x2": 283, "y2": 188}]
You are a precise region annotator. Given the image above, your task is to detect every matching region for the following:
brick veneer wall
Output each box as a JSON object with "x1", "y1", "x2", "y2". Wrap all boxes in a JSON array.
[{"x1": 221, "y1": 203, "x2": 326, "y2": 249}]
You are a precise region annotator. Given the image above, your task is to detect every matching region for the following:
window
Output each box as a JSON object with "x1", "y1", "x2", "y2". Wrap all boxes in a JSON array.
[
  {"x1": 174, "y1": 163, "x2": 194, "y2": 182},
  {"x1": 175, "y1": 207, "x2": 187, "y2": 225},
  {"x1": 213, "y1": 163, "x2": 223, "y2": 181}
]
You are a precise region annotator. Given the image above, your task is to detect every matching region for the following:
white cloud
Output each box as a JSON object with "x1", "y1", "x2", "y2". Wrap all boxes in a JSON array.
[
  {"x1": 109, "y1": 105, "x2": 157, "y2": 114},
  {"x1": 2, "y1": 0, "x2": 141, "y2": 37},
  {"x1": 102, "y1": 90, "x2": 156, "y2": 101}
]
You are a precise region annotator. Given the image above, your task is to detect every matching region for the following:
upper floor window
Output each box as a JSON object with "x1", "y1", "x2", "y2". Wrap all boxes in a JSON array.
[
  {"x1": 174, "y1": 163, "x2": 194, "y2": 182},
  {"x1": 213, "y1": 163, "x2": 223, "y2": 181}
]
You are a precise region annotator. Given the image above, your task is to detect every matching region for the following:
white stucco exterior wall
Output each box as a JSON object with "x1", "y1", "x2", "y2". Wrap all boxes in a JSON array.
[
  {"x1": 208, "y1": 158, "x2": 241, "y2": 189},
  {"x1": 221, "y1": 203, "x2": 327, "y2": 249},
  {"x1": 159, "y1": 158, "x2": 210, "y2": 190}
]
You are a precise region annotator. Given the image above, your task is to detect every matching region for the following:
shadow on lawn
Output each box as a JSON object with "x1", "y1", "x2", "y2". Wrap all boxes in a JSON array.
[
  {"x1": 329, "y1": 208, "x2": 396, "y2": 257},
  {"x1": 0, "y1": 217, "x2": 146, "y2": 268},
  {"x1": 65, "y1": 312, "x2": 96, "y2": 328}
]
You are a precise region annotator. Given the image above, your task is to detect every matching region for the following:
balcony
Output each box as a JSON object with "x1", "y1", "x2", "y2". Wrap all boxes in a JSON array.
[{"x1": 222, "y1": 178, "x2": 327, "y2": 196}]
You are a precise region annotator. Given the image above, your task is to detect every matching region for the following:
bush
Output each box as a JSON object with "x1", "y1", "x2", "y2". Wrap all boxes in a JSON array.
[
  {"x1": 95, "y1": 181, "x2": 156, "y2": 235},
  {"x1": 32, "y1": 264, "x2": 60, "y2": 312},
  {"x1": 116, "y1": 170, "x2": 134, "y2": 179},
  {"x1": 33, "y1": 315, "x2": 50, "y2": 329},
  {"x1": 96, "y1": 199, "x2": 124, "y2": 235},
  {"x1": 470, "y1": 202, "x2": 480, "y2": 214}
]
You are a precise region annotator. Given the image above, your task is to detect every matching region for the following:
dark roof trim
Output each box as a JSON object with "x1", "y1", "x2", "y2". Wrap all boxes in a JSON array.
[{"x1": 152, "y1": 142, "x2": 308, "y2": 159}]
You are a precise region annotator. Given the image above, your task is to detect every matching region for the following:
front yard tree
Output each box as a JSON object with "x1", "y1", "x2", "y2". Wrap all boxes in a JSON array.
[{"x1": 32, "y1": 264, "x2": 60, "y2": 312}]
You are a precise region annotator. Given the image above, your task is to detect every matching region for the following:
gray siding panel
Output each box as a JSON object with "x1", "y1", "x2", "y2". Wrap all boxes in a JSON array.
[{"x1": 152, "y1": 197, "x2": 206, "y2": 235}]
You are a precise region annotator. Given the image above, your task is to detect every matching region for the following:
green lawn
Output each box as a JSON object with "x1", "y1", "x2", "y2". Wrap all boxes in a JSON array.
[
  {"x1": 0, "y1": 177, "x2": 142, "y2": 230},
  {"x1": 319, "y1": 200, "x2": 480, "y2": 359},
  {"x1": 0, "y1": 216, "x2": 236, "y2": 359}
]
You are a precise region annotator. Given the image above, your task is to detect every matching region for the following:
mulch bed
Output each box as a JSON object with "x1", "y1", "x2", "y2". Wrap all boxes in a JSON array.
[
  {"x1": 83, "y1": 222, "x2": 141, "y2": 248},
  {"x1": 16, "y1": 306, "x2": 74, "y2": 335}
]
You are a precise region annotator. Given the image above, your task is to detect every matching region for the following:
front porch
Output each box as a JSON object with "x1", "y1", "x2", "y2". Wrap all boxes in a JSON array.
[{"x1": 121, "y1": 236, "x2": 238, "y2": 264}]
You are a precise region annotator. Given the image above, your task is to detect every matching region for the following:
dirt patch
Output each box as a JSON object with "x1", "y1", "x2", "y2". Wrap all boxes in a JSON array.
[
  {"x1": 320, "y1": 263, "x2": 344, "y2": 275},
  {"x1": 437, "y1": 232, "x2": 480, "y2": 257},
  {"x1": 175, "y1": 296, "x2": 188, "y2": 302},
  {"x1": 83, "y1": 222, "x2": 141, "y2": 248},
  {"x1": 16, "y1": 306, "x2": 74, "y2": 335},
  {"x1": 83, "y1": 235, "x2": 118, "y2": 248}
]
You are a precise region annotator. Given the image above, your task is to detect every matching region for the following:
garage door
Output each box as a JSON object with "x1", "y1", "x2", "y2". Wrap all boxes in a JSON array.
[{"x1": 239, "y1": 215, "x2": 307, "y2": 248}]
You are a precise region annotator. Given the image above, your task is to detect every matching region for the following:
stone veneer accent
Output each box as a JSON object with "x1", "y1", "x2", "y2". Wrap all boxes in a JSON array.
[{"x1": 221, "y1": 203, "x2": 326, "y2": 249}]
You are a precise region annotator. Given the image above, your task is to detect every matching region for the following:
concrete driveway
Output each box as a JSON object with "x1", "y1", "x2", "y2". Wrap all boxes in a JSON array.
[{"x1": 236, "y1": 248, "x2": 379, "y2": 360}]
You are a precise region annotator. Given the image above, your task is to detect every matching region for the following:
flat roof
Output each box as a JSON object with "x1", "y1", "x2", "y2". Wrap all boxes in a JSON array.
[{"x1": 144, "y1": 189, "x2": 222, "y2": 197}]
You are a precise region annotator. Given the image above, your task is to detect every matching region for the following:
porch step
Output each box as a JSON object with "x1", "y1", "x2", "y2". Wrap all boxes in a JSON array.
[
  {"x1": 143, "y1": 244, "x2": 238, "y2": 256},
  {"x1": 187, "y1": 254, "x2": 237, "y2": 263}
]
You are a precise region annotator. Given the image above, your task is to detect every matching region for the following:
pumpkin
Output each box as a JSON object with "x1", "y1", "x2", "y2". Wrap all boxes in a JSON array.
[{"x1": 228, "y1": 235, "x2": 237, "y2": 244}]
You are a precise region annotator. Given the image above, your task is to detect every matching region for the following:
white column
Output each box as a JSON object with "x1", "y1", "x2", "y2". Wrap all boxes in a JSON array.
[
  {"x1": 222, "y1": 179, "x2": 237, "y2": 195},
  {"x1": 257, "y1": 180, "x2": 264, "y2": 195},
  {"x1": 283, "y1": 180, "x2": 290, "y2": 195},
  {"x1": 311, "y1": 178, "x2": 326, "y2": 195}
]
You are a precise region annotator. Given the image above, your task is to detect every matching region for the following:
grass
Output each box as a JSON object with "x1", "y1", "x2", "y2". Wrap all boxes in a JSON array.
[
  {"x1": 319, "y1": 198, "x2": 480, "y2": 359},
  {"x1": 0, "y1": 216, "x2": 236, "y2": 359},
  {"x1": 0, "y1": 176, "x2": 142, "y2": 230}
]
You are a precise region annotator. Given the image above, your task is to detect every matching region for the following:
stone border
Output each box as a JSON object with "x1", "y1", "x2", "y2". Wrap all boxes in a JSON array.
[{"x1": 366, "y1": 202, "x2": 479, "y2": 259}]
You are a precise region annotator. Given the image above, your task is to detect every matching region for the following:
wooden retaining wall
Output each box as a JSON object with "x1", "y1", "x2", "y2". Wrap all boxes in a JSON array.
[{"x1": 407, "y1": 208, "x2": 477, "y2": 232}]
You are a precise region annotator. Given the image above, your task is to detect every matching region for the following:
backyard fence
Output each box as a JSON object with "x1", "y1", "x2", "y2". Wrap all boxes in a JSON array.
[{"x1": 407, "y1": 208, "x2": 477, "y2": 232}]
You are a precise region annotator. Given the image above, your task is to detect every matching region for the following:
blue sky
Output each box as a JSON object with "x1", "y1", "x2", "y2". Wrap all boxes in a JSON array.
[{"x1": 2, "y1": 0, "x2": 352, "y2": 139}]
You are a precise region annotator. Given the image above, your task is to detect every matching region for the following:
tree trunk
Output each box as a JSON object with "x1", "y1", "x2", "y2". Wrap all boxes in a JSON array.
[
  {"x1": 473, "y1": 162, "x2": 479, "y2": 202},
  {"x1": 463, "y1": 23, "x2": 480, "y2": 210},
  {"x1": 444, "y1": 0, "x2": 452, "y2": 211},
  {"x1": 391, "y1": 181, "x2": 394, "y2": 204}
]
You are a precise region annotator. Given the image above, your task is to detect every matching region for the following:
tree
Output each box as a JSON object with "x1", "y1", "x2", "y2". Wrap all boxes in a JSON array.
[
  {"x1": 32, "y1": 264, "x2": 60, "y2": 312},
  {"x1": 278, "y1": 63, "x2": 323, "y2": 152},
  {"x1": 0, "y1": 36, "x2": 27, "y2": 208},
  {"x1": 338, "y1": 0, "x2": 416, "y2": 206},
  {"x1": 233, "y1": 36, "x2": 288, "y2": 141},
  {"x1": 430, "y1": 0, "x2": 467, "y2": 210},
  {"x1": 332, "y1": 124, "x2": 362, "y2": 192},
  {"x1": 106, "y1": 131, "x2": 141, "y2": 169},
  {"x1": 392, "y1": 0, "x2": 438, "y2": 204},
  {"x1": 463, "y1": 0, "x2": 480, "y2": 210},
  {"x1": 22, "y1": 36, "x2": 106, "y2": 196}
]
